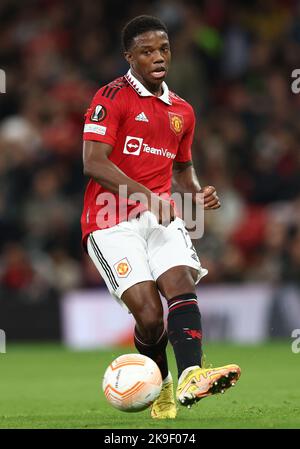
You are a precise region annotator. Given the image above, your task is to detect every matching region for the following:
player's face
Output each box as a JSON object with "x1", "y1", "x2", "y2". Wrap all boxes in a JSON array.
[{"x1": 125, "y1": 30, "x2": 171, "y2": 94}]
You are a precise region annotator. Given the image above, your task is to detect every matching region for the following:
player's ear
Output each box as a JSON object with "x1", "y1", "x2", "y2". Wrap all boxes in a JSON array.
[{"x1": 124, "y1": 51, "x2": 132, "y2": 65}]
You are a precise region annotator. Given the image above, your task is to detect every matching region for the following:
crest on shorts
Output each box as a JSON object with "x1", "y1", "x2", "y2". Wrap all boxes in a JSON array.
[
  {"x1": 168, "y1": 112, "x2": 184, "y2": 135},
  {"x1": 114, "y1": 258, "x2": 132, "y2": 278}
]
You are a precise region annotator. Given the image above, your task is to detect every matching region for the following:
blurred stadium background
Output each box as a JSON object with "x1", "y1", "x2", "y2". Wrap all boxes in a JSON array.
[
  {"x1": 0, "y1": 0, "x2": 300, "y2": 348},
  {"x1": 1, "y1": 0, "x2": 300, "y2": 430}
]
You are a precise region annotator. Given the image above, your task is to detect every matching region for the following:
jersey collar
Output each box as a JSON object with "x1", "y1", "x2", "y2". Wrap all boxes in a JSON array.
[{"x1": 125, "y1": 69, "x2": 172, "y2": 105}]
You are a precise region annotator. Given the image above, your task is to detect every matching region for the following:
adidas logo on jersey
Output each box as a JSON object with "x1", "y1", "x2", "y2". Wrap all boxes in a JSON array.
[{"x1": 135, "y1": 112, "x2": 149, "y2": 122}]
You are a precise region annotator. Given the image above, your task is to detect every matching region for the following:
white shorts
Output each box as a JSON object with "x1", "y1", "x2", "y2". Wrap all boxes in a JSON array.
[{"x1": 87, "y1": 211, "x2": 208, "y2": 306}]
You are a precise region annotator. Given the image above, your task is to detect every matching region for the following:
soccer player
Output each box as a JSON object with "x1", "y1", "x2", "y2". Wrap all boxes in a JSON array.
[{"x1": 82, "y1": 15, "x2": 241, "y2": 419}]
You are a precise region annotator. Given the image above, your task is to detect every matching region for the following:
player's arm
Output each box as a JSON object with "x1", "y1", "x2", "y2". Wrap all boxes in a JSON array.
[
  {"x1": 83, "y1": 140, "x2": 175, "y2": 223},
  {"x1": 173, "y1": 160, "x2": 220, "y2": 210}
]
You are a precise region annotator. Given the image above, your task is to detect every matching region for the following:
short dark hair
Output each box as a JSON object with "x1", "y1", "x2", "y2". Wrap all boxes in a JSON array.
[{"x1": 121, "y1": 15, "x2": 168, "y2": 52}]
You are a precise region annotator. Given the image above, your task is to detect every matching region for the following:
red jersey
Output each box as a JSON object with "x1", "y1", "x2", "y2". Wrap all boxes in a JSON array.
[{"x1": 81, "y1": 70, "x2": 195, "y2": 247}]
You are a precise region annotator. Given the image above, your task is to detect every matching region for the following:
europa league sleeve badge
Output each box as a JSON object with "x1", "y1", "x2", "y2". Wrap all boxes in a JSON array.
[{"x1": 90, "y1": 104, "x2": 107, "y2": 122}]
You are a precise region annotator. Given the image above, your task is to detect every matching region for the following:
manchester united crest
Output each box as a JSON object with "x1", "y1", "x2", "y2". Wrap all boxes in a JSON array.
[
  {"x1": 168, "y1": 112, "x2": 184, "y2": 135},
  {"x1": 114, "y1": 258, "x2": 132, "y2": 278}
]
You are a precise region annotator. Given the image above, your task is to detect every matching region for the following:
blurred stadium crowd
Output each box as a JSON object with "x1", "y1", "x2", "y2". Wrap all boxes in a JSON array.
[{"x1": 1, "y1": 0, "x2": 300, "y2": 302}]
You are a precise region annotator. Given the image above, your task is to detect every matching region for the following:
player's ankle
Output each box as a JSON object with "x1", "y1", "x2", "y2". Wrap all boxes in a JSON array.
[{"x1": 178, "y1": 365, "x2": 200, "y2": 383}]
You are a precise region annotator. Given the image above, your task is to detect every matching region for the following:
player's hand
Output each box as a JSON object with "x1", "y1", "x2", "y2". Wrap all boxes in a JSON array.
[
  {"x1": 201, "y1": 185, "x2": 221, "y2": 210},
  {"x1": 151, "y1": 196, "x2": 175, "y2": 226}
]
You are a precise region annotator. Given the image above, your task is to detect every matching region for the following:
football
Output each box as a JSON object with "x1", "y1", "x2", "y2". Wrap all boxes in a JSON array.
[{"x1": 102, "y1": 353, "x2": 162, "y2": 412}]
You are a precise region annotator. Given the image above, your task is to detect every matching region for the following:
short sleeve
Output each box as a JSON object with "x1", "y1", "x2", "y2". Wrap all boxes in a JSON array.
[
  {"x1": 175, "y1": 107, "x2": 195, "y2": 163},
  {"x1": 83, "y1": 86, "x2": 123, "y2": 146}
]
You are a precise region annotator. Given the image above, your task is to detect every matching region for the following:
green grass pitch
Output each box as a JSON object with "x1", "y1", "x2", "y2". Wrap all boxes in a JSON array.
[{"x1": 0, "y1": 342, "x2": 299, "y2": 429}]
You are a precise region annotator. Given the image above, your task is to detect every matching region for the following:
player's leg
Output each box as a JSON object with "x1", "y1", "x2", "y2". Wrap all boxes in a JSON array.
[
  {"x1": 87, "y1": 225, "x2": 174, "y2": 403},
  {"x1": 156, "y1": 265, "x2": 203, "y2": 379},
  {"x1": 121, "y1": 280, "x2": 169, "y2": 381},
  {"x1": 148, "y1": 217, "x2": 241, "y2": 407},
  {"x1": 87, "y1": 228, "x2": 169, "y2": 380},
  {"x1": 157, "y1": 265, "x2": 241, "y2": 406},
  {"x1": 87, "y1": 228, "x2": 177, "y2": 419},
  {"x1": 87, "y1": 229, "x2": 177, "y2": 418},
  {"x1": 121, "y1": 281, "x2": 177, "y2": 419},
  {"x1": 148, "y1": 217, "x2": 206, "y2": 379}
]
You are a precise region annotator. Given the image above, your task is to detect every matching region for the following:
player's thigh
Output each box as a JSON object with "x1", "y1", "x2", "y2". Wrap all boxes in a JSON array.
[
  {"x1": 87, "y1": 226, "x2": 153, "y2": 303},
  {"x1": 148, "y1": 217, "x2": 208, "y2": 294}
]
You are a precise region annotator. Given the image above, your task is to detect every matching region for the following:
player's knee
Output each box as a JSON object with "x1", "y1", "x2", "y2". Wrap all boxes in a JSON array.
[
  {"x1": 159, "y1": 267, "x2": 196, "y2": 300},
  {"x1": 136, "y1": 307, "x2": 164, "y2": 343}
]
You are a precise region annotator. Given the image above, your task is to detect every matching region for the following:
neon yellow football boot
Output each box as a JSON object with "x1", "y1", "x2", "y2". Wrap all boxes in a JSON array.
[
  {"x1": 151, "y1": 372, "x2": 177, "y2": 419},
  {"x1": 176, "y1": 364, "x2": 241, "y2": 407}
]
